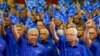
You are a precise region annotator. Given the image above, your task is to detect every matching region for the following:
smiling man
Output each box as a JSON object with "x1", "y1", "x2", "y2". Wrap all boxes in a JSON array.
[{"x1": 50, "y1": 22, "x2": 88, "y2": 56}]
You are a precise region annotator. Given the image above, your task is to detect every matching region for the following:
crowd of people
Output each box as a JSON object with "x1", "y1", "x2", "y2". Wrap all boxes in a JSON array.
[{"x1": 0, "y1": 0, "x2": 100, "y2": 56}]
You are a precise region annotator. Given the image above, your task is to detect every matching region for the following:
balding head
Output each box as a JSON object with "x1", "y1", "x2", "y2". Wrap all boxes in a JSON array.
[{"x1": 40, "y1": 28, "x2": 49, "y2": 41}]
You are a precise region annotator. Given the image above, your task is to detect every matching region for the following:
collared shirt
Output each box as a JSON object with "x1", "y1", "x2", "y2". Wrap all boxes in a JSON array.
[
  {"x1": 56, "y1": 39, "x2": 88, "y2": 56},
  {"x1": 90, "y1": 40, "x2": 100, "y2": 56},
  {"x1": 18, "y1": 35, "x2": 46, "y2": 56},
  {"x1": 0, "y1": 35, "x2": 6, "y2": 56},
  {"x1": 78, "y1": 38, "x2": 93, "y2": 56},
  {"x1": 39, "y1": 40, "x2": 59, "y2": 56},
  {"x1": 96, "y1": 35, "x2": 100, "y2": 44},
  {"x1": 4, "y1": 27, "x2": 21, "y2": 56}
]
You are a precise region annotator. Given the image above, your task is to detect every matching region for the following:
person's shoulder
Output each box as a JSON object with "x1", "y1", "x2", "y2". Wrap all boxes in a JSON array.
[
  {"x1": 38, "y1": 43, "x2": 45, "y2": 48},
  {"x1": 77, "y1": 43, "x2": 86, "y2": 49},
  {"x1": 0, "y1": 36, "x2": 6, "y2": 46},
  {"x1": 37, "y1": 43, "x2": 45, "y2": 51},
  {"x1": 91, "y1": 41, "x2": 100, "y2": 48}
]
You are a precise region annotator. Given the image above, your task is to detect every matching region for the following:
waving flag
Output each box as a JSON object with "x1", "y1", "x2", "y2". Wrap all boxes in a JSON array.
[
  {"x1": 58, "y1": 0, "x2": 65, "y2": 5},
  {"x1": 25, "y1": 0, "x2": 37, "y2": 12},
  {"x1": 53, "y1": 10, "x2": 67, "y2": 23},
  {"x1": 0, "y1": 2, "x2": 8, "y2": 11},
  {"x1": 0, "y1": 2, "x2": 8, "y2": 25},
  {"x1": 38, "y1": 0, "x2": 45, "y2": 6},
  {"x1": 9, "y1": 13, "x2": 19, "y2": 25},
  {"x1": 0, "y1": 10, "x2": 3, "y2": 25},
  {"x1": 25, "y1": 17, "x2": 36, "y2": 29},
  {"x1": 67, "y1": 3, "x2": 77, "y2": 17},
  {"x1": 43, "y1": 12, "x2": 51, "y2": 25},
  {"x1": 36, "y1": 6, "x2": 44, "y2": 14},
  {"x1": 93, "y1": 15, "x2": 100, "y2": 29},
  {"x1": 16, "y1": 4, "x2": 24, "y2": 12}
]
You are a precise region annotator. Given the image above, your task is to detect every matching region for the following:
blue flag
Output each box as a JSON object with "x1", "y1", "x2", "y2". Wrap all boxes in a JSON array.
[
  {"x1": 25, "y1": 17, "x2": 36, "y2": 29},
  {"x1": 54, "y1": 11, "x2": 66, "y2": 23},
  {"x1": 9, "y1": 13, "x2": 19, "y2": 25},
  {"x1": 38, "y1": 0, "x2": 45, "y2": 6},
  {"x1": 36, "y1": 6, "x2": 44, "y2": 13},
  {"x1": 67, "y1": 3, "x2": 76, "y2": 17},
  {"x1": 16, "y1": 4, "x2": 24, "y2": 12},
  {"x1": 0, "y1": 10, "x2": 3, "y2": 25},
  {"x1": 58, "y1": 0, "x2": 65, "y2": 5},
  {"x1": 93, "y1": 15, "x2": 100, "y2": 29},
  {"x1": 25, "y1": 0, "x2": 37, "y2": 12},
  {"x1": 43, "y1": 12, "x2": 50, "y2": 25},
  {"x1": 0, "y1": 2, "x2": 8, "y2": 11}
]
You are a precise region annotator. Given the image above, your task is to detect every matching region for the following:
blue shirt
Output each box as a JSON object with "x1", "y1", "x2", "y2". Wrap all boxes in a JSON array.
[
  {"x1": 90, "y1": 41, "x2": 100, "y2": 56},
  {"x1": 18, "y1": 35, "x2": 46, "y2": 56},
  {"x1": 39, "y1": 40, "x2": 59, "y2": 56},
  {"x1": 4, "y1": 27, "x2": 21, "y2": 56},
  {"x1": 0, "y1": 35, "x2": 6, "y2": 56},
  {"x1": 78, "y1": 38, "x2": 93, "y2": 56},
  {"x1": 56, "y1": 39, "x2": 88, "y2": 56},
  {"x1": 96, "y1": 35, "x2": 100, "y2": 44}
]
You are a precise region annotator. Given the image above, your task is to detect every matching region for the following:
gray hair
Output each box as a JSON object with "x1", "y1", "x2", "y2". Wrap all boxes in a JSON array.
[
  {"x1": 28, "y1": 28, "x2": 39, "y2": 35},
  {"x1": 57, "y1": 29, "x2": 64, "y2": 35},
  {"x1": 67, "y1": 28, "x2": 78, "y2": 35}
]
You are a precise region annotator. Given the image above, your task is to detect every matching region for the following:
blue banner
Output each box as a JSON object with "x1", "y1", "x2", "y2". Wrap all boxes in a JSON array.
[
  {"x1": 0, "y1": 10, "x2": 3, "y2": 25},
  {"x1": 25, "y1": 0, "x2": 37, "y2": 12},
  {"x1": 9, "y1": 13, "x2": 19, "y2": 25}
]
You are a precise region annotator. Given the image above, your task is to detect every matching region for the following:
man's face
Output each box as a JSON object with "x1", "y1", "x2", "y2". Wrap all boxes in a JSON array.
[
  {"x1": 11, "y1": 8, "x2": 17, "y2": 15},
  {"x1": 73, "y1": 15, "x2": 80, "y2": 24},
  {"x1": 27, "y1": 32, "x2": 38, "y2": 44},
  {"x1": 16, "y1": 26, "x2": 24, "y2": 35},
  {"x1": 77, "y1": 27, "x2": 84, "y2": 37},
  {"x1": 20, "y1": 10, "x2": 27, "y2": 18},
  {"x1": 4, "y1": 18, "x2": 12, "y2": 26},
  {"x1": 36, "y1": 21, "x2": 44, "y2": 30},
  {"x1": 88, "y1": 28, "x2": 97, "y2": 40},
  {"x1": 54, "y1": 19, "x2": 62, "y2": 27},
  {"x1": 40, "y1": 29, "x2": 48, "y2": 41},
  {"x1": 65, "y1": 29, "x2": 77, "y2": 42}
]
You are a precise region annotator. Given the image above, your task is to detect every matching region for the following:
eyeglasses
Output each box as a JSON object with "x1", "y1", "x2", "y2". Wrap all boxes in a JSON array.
[
  {"x1": 89, "y1": 33, "x2": 95, "y2": 34},
  {"x1": 65, "y1": 34, "x2": 77, "y2": 36},
  {"x1": 40, "y1": 33, "x2": 47, "y2": 35},
  {"x1": 30, "y1": 34, "x2": 38, "y2": 36}
]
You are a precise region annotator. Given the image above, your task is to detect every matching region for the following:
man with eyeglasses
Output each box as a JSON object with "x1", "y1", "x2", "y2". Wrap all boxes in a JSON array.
[
  {"x1": 84, "y1": 19, "x2": 100, "y2": 56},
  {"x1": 50, "y1": 22, "x2": 88, "y2": 56}
]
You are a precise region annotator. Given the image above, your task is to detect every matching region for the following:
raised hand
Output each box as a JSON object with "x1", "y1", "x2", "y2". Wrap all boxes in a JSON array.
[
  {"x1": 49, "y1": 21, "x2": 55, "y2": 31},
  {"x1": 86, "y1": 19, "x2": 92, "y2": 29}
]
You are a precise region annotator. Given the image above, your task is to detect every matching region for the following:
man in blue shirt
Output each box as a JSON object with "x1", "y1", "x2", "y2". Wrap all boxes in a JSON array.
[
  {"x1": 39, "y1": 28, "x2": 59, "y2": 56},
  {"x1": 84, "y1": 19, "x2": 100, "y2": 56},
  {"x1": 0, "y1": 25, "x2": 6, "y2": 56},
  {"x1": 3, "y1": 15, "x2": 20, "y2": 56},
  {"x1": 12, "y1": 25, "x2": 46, "y2": 56},
  {"x1": 50, "y1": 22, "x2": 88, "y2": 56},
  {"x1": 0, "y1": 36, "x2": 6, "y2": 56}
]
